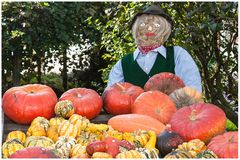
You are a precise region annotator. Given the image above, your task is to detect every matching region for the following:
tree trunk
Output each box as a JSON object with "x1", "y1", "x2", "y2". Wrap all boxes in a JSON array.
[
  {"x1": 62, "y1": 48, "x2": 68, "y2": 91},
  {"x1": 12, "y1": 52, "x2": 21, "y2": 86},
  {"x1": 36, "y1": 53, "x2": 42, "y2": 83}
]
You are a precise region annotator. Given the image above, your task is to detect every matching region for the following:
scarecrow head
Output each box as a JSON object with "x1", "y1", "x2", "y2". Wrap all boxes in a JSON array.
[{"x1": 131, "y1": 5, "x2": 173, "y2": 53}]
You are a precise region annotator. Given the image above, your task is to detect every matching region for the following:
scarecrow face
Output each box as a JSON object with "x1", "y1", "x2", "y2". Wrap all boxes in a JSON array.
[{"x1": 132, "y1": 14, "x2": 172, "y2": 47}]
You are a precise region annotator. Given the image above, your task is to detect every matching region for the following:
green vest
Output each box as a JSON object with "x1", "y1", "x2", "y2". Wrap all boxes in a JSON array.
[{"x1": 122, "y1": 46, "x2": 175, "y2": 88}]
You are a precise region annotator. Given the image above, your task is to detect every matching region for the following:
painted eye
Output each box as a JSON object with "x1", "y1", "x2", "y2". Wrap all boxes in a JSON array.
[
  {"x1": 140, "y1": 23, "x2": 145, "y2": 27},
  {"x1": 155, "y1": 23, "x2": 160, "y2": 27}
]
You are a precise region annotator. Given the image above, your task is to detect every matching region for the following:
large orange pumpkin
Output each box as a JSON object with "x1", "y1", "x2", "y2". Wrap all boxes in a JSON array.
[
  {"x1": 103, "y1": 82, "x2": 144, "y2": 115},
  {"x1": 2, "y1": 84, "x2": 58, "y2": 124},
  {"x1": 169, "y1": 103, "x2": 226, "y2": 143},
  {"x1": 207, "y1": 131, "x2": 238, "y2": 158},
  {"x1": 108, "y1": 114, "x2": 165, "y2": 134},
  {"x1": 59, "y1": 88, "x2": 102, "y2": 119},
  {"x1": 144, "y1": 72, "x2": 185, "y2": 95},
  {"x1": 132, "y1": 91, "x2": 177, "y2": 124}
]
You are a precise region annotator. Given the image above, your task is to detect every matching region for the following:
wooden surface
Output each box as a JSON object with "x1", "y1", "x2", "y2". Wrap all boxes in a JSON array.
[{"x1": 2, "y1": 111, "x2": 113, "y2": 143}]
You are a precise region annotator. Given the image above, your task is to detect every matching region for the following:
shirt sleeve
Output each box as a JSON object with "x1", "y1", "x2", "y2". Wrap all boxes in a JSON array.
[
  {"x1": 174, "y1": 46, "x2": 202, "y2": 93},
  {"x1": 107, "y1": 59, "x2": 125, "y2": 87}
]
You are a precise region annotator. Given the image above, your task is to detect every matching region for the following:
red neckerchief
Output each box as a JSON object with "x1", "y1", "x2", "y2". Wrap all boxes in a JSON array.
[{"x1": 138, "y1": 44, "x2": 161, "y2": 54}]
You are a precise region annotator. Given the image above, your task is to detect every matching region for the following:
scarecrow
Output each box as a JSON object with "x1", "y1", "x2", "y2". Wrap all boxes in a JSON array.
[{"x1": 107, "y1": 5, "x2": 202, "y2": 92}]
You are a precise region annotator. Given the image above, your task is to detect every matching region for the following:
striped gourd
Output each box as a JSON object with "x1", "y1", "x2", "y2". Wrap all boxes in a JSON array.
[
  {"x1": 24, "y1": 136, "x2": 54, "y2": 148},
  {"x1": 164, "y1": 150, "x2": 193, "y2": 158},
  {"x1": 116, "y1": 150, "x2": 144, "y2": 158},
  {"x1": 133, "y1": 130, "x2": 150, "y2": 147},
  {"x1": 54, "y1": 100, "x2": 75, "y2": 118},
  {"x1": 136, "y1": 148, "x2": 160, "y2": 158},
  {"x1": 92, "y1": 152, "x2": 113, "y2": 158},
  {"x1": 58, "y1": 120, "x2": 79, "y2": 138},
  {"x1": 6, "y1": 131, "x2": 26, "y2": 143},
  {"x1": 31, "y1": 117, "x2": 50, "y2": 130},
  {"x1": 52, "y1": 147, "x2": 70, "y2": 158},
  {"x1": 70, "y1": 144, "x2": 87, "y2": 158},
  {"x1": 26, "y1": 117, "x2": 50, "y2": 137},
  {"x1": 49, "y1": 117, "x2": 65, "y2": 127},
  {"x1": 76, "y1": 131, "x2": 100, "y2": 146},
  {"x1": 47, "y1": 125, "x2": 59, "y2": 142},
  {"x1": 122, "y1": 130, "x2": 150, "y2": 148},
  {"x1": 68, "y1": 114, "x2": 90, "y2": 134},
  {"x1": 2, "y1": 138, "x2": 25, "y2": 158},
  {"x1": 197, "y1": 150, "x2": 218, "y2": 158},
  {"x1": 55, "y1": 136, "x2": 77, "y2": 150},
  {"x1": 176, "y1": 139, "x2": 207, "y2": 157}
]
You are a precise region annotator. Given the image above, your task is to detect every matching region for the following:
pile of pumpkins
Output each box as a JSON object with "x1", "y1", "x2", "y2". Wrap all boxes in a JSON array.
[
  {"x1": 2, "y1": 112, "x2": 159, "y2": 158},
  {"x1": 2, "y1": 72, "x2": 238, "y2": 158}
]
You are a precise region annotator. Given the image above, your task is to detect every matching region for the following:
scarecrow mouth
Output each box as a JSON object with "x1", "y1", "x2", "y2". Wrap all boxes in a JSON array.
[{"x1": 144, "y1": 32, "x2": 155, "y2": 37}]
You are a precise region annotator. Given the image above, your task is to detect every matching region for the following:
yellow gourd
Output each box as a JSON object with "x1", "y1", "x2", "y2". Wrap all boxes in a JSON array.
[
  {"x1": 6, "y1": 131, "x2": 26, "y2": 143},
  {"x1": 47, "y1": 125, "x2": 59, "y2": 142},
  {"x1": 116, "y1": 150, "x2": 144, "y2": 158},
  {"x1": 2, "y1": 138, "x2": 25, "y2": 158},
  {"x1": 92, "y1": 152, "x2": 113, "y2": 158},
  {"x1": 58, "y1": 120, "x2": 79, "y2": 138}
]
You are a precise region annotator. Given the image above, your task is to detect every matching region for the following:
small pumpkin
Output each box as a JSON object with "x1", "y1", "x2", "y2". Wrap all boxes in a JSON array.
[
  {"x1": 176, "y1": 139, "x2": 207, "y2": 157},
  {"x1": 92, "y1": 152, "x2": 113, "y2": 158},
  {"x1": 24, "y1": 136, "x2": 54, "y2": 148},
  {"x1": 49, "y1": 116, "x2": 65, "y2": 127},
  {"x1": 2, "y1": 138, "x2": 25, "y2": 158},
  {"x1": 69, "y1": 114, "x2": 90, "y2": 134},
  {"x1": 6, "y1": 131, "x2": 26, "y2": 143},
  {"x1": 122, "y1": 130, "x2": 149, "y2": 148},
  {"x1": 164, "y1": 150, "x2": 193, "y2": 158},
  {"x1": 196, "y1": 150, "x2": 218, "y2": 158},
  {"x1": 31, "y1": 117, "x2": 50, "y2": 128},
  {"x1": 26, "y1": 124, "x2": 48, "y2": 137},
  {"x1": 133, "y1": 130, "x2": 150, "y2": 148},
  {"x1": 52, "y1": 147, "x2": 70, "y2": 158},
  {"x1": 54, "y1": 100, "x2": 75, "y2": 118},
  {"x1": 55, "y1": 136, "x2": 77, "y2": 150},
  {"x1": 106, "y1": 129, "x2": 123, "y2": 141},
  {"x1": 59, "y1": 88, "x2": 103, "y2": 119},
  {"x1": 156, "y1": 126, "x2": 185, "y2": 157},
  {"x1": 26, "y1": 117, "x2": 50, "y2": 137},
  {"x1": 169, "y1": 87, "x2": 203, "y2": 109},
  {"x1": 58, "y1": 120, "x2": 79, "y2": 138},
  {"x1": 207, "y1": 131, "x2": 238, "y2": 158},
  {"x1": 47, "y1": 125, "x2": 59, "y2": 142},
  {"x1": 116, "y1": 150, "x2": 144, "y2": 158},
  {"x1": 136, "y1": 148, "x2": 160, "y2": 158},
  {"x1": 103, "y1": 82, "x2": 144, "y2": 115},
  {"x1": 144, "y1": 72, "x2": 185, "y2": 95},
  {"x1": 70, "y1": 144, "x2": 88, "y2": 158},
  {"x1": 86, "y1": 123, "x2": 109, "y2": 134},
  {"x1": 77, "y1": 131, "x2": 100, "y2": 146}
]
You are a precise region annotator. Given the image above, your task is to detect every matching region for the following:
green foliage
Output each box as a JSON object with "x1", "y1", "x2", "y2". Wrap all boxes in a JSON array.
[{"x1": 226, "y1": 119, "x2": 238, "y2": 131}]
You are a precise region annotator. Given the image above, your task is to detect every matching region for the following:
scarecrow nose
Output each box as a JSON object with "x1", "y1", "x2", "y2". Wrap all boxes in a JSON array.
[{"x1": 148, "y1": 26, "x2": 153, "y2": 31}]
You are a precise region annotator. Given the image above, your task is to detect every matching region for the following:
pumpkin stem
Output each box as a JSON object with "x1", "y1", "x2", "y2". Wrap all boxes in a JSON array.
[
  {"x1": 189, "y1": 109, "x2": 197, "y2": 121},
  {"x1": 229, "y1": 135, "x2": 234, "y2": 143},
  {"x1": 116, "y1": 83, "x2": 125, "y2": 91},
  {"x1": 77, "y1": 93, "x2": 82, "y2": 98}
]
